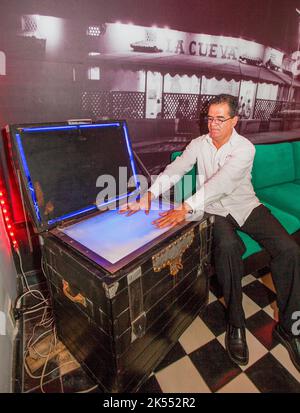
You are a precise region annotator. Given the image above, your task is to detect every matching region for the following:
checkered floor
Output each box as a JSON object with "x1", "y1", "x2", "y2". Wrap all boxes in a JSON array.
[{"x1": 21, "y1": 272, "x2": 300, "y2": 393}]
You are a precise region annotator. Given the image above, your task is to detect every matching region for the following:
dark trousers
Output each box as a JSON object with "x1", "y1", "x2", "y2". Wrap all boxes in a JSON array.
[{"x1": 213, "y1": 204, "x2": 300, "y2": 332}]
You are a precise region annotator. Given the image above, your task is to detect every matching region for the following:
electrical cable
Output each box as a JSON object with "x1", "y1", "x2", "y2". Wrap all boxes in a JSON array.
[{"x1": 18, "y1": 246, "x2": 99, "y2": 392}]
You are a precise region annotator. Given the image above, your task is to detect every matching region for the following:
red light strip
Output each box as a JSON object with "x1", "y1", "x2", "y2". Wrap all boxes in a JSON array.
[{"x1": 0, "y1": 187, "x2": 18, "y2": 249}]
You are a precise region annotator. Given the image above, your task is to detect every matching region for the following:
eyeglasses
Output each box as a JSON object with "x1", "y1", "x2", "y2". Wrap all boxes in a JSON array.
[{"x1": 206, "y1": 116, "x2": 234, "y2": 126}]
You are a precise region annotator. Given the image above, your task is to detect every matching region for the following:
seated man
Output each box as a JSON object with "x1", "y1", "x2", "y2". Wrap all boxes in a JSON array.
[{"x1": 120, "y1": 94, "x2": 300, "y2": 371}]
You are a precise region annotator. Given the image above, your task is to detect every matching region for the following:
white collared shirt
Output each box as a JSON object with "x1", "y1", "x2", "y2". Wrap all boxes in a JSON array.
[{"x1": 149, "y1": 129, "x2": 261, "y2": 226}]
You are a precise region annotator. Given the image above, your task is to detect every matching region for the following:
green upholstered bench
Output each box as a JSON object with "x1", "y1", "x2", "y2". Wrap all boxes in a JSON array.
[
  {"x1": 293, "y1": 141, "x2": 300, "y2": 185},
  {"x1": 252, "y1": 142, "x2": 300, "y2": 220},
  {"x1": 171, "y1": 140, "x2": 300, "y2": 274}
]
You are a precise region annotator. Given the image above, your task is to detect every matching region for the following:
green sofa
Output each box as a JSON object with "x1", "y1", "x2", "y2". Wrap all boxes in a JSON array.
[{"x1": 171, "y1": 139, "x2": 300, "y2": 274}]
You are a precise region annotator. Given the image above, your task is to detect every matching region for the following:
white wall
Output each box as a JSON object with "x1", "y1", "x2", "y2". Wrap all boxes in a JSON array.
[{"x1": 0, "y1": 209, "x2": 18, "y2": 393}]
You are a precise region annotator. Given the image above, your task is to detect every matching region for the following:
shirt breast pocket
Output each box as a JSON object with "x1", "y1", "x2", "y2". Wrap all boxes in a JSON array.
[{"x1": 218, "y1": 154, "x2": 230, "y2": 168}]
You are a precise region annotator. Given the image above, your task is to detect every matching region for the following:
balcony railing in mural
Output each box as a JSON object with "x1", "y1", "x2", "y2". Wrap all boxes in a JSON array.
[
  {"x1": 253, "y1": 99, "x2": 284, "y2": 121},
  {"x1": 253, "y1": 99, "x2": 300, "y2": 121},
  {"x1": 80, "y1": 91, "x2": 300, "y2": 132},
  {"x1": 161, "y1": 93, "x2": 215, "y2": 120},
  {"x1": 162, "y1": 93, "x2": 200, "y2": 120},
  {"x1": 81, "y1": 91, "x2": 146, "y2": 119}
]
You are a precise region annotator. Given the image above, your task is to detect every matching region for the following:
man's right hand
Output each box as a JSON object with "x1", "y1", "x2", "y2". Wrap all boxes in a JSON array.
[{"x1": 118, "y1": 191, "x2": 154, "y2": 216}]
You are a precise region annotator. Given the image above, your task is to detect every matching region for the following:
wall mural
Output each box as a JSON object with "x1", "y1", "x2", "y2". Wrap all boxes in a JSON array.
[{"x1": 0, "y1": 0, "x2": 300, "y2": 174}]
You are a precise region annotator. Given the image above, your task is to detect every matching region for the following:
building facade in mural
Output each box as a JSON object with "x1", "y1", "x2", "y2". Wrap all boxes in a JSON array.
[{"x1": 0, "y1": 6, "x2": 300, "y2": 174}]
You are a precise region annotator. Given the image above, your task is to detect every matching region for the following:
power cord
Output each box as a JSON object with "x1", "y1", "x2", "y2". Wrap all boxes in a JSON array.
[{"x1": 17, "y1": 251, "x2": 99, "y2": 393}]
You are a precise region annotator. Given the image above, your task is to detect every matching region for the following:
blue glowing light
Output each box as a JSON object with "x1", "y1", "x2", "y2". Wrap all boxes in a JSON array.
[
  {"x1": 22, "y1": 125, "x2": 78, "y2": 133},
  {"x1": 122, "y1": 123, "x2": 140, "y2": 189},
  {"x1": 23, "y1": 123, "x2": 121, "y2": 133},
  {"x1": 48, "y1": 205, "x2": 97, "y2": 226},
  {"x1": 15, "y1": 134, "x2": 41, "y2": 222},
  {"x1": 96, "y1": 190, "x2": 139, "y2": 210},
  {"x1": 79, "y1": 123, "x2": 120, "y2": 129},
  {"x1": 17, "y1": 121, "x2": 140, "y2": 226}
]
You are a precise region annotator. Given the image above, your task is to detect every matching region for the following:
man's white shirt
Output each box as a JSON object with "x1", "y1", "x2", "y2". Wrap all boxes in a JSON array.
[{"x1": 149, "y1": 129, "x2": 261, "y2": 226}]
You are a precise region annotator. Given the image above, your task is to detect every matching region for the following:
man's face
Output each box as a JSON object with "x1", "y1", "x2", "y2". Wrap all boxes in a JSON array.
[{"x1": 207, "y1": 102, "x2": 238, "y2": 142}]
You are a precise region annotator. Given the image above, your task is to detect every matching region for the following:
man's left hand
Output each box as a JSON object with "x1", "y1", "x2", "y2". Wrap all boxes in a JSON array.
[{"x1": 152, "y1": 202, "x2": 192, "y2": 229}]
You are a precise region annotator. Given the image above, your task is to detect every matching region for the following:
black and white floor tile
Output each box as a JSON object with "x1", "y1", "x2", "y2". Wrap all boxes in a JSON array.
[{"x1": 21, "y1": 273, "x2": 300, "y2": 393}]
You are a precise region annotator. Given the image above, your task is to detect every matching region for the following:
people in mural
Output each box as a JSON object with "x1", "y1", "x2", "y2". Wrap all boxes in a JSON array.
[
  {"x1": 238, "y1": 96, "x2": 252, "y2": 119},
  {"x1": 175, "y1": 98, "x2": 189, "y2": 133},
  {"x1": 244, "y1": 98, "x2": 252, "y2": 119},
  {"x1": 120, "y1": 94, "x2": 300, "y2": 372},
  {"x1": 239, "y1": 102, "x2": 247, "y2": 118},
  {"x1": 238, "y1": 96, "x2": 244, "y2": 117}
]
